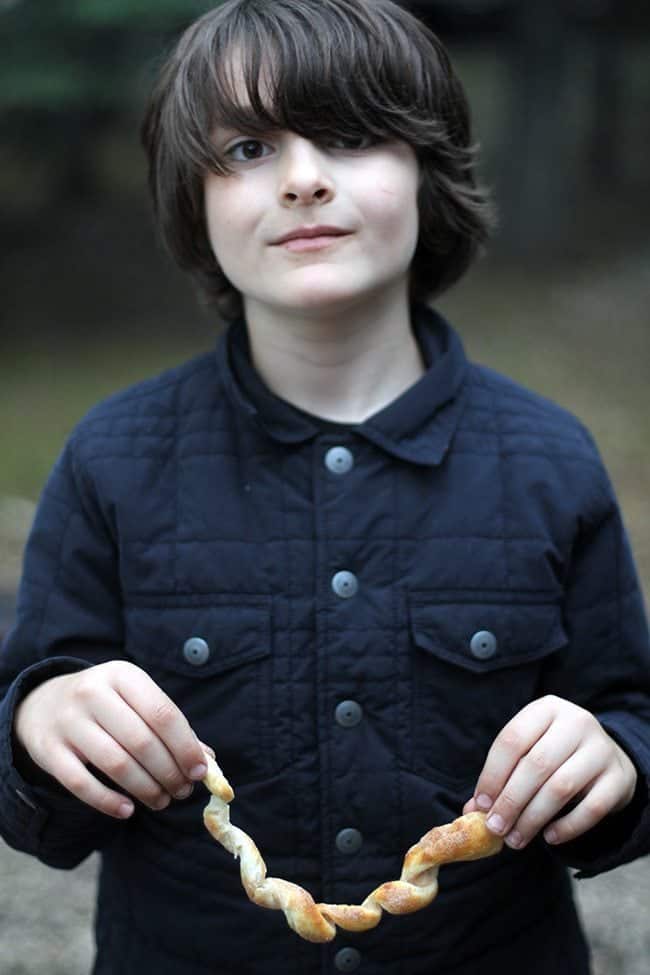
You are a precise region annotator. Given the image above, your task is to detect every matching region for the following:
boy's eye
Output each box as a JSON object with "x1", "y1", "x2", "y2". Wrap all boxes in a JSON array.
[
  {"x1": 328, "y1": 134, "x2": 376, "y2": 151},
  {"x1": 226, "y1": 139, "x2": 272, "y2": 162}
]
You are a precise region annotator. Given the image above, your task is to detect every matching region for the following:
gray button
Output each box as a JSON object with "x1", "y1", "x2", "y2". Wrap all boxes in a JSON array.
[
  {"x1": 335, "y1": 947, "x2": 361, "y2": 972},
  {"x1": 183, "y1": 637, "x2": 211, "y2": 666},
  {"x1": 336, "y1": 828, "x2": 363, "y2": 854},
  {"x1": 335, "y1": 700, "x2": 363, "y2": 728},
  {"x1": 470, "y1": 630, "x2": 497, "y2": 660},
  {"x1": 325, "y1": 446, "x2": 354, "y2": 475},
  {"x1": 332, "y1": 571, "x2": 358, "y2": 599}
]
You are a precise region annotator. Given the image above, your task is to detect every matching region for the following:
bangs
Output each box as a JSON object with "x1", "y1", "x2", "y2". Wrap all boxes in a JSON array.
[{"x1": 167, "y1": 0, "x2": 467, "y2": 177}]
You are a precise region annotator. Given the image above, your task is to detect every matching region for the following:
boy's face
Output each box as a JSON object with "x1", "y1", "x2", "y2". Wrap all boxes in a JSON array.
[{"x1": 204, "y1": 114, "x2": 420, "y2": 320}]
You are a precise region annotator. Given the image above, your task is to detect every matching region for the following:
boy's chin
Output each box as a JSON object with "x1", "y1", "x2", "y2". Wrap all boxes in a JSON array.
[
  {"x1": 272, "y1": 280, "x2": 388, "y2": 316},
  {"x1": 245, "y1": 270, "x2": 406, "y2": 320},
  {"x1": 277, "y1": 265, "x2": 370, "y2": 303}
]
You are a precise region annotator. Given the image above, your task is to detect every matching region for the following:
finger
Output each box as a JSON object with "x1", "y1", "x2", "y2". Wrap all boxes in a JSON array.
[
  {"x1": 199, "y1": 741, "x2": 216, "y2": 760},
  {"x1": 482, "y1": 724, "x2": 581, "y2": 844},
  {"x1": 51, "y1": 748, "x2": 136, "y2": 820},
  {"x1": 473, "y1": 698, "x2": 557, "y2": 813},
  {"x1": 463, "y1": 796, "x2": 479, "y2": 815},
  {"x1": 544, "y1": 772, "x2": 619, "y2": 846},
  {"x1": 69, "y1": 723, "x2": 172, "y2": 811},
  {"x1": 499, "y1": 743, "x2": 607, "y2": 849},
  {"x1": 114, "y1": 667, "x2": 208, "y2": 780},
  {"x1": 90, "y1": 688, "x2": 192, "y2": 799}
]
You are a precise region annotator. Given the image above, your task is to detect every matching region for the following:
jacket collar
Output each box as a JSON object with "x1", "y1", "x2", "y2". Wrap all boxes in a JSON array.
[{"x1": 216, "y1": 304, "x2": 469, "y2": 467}]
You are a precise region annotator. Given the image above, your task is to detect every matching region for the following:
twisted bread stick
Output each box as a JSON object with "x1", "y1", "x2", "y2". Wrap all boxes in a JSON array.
[{"x1": 202, "y1": 754, "x2": 503, "y2": 943}]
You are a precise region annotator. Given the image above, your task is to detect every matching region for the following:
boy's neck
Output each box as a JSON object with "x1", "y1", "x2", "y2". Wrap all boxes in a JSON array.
[{"x1": 242, "y1": 288, "x2": 426, "y2": 424}]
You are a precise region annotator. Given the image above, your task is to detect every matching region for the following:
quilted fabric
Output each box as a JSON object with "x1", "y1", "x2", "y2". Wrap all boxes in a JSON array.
[{"x1": 1, "y1": 305, "x2": 649, "y2": 975}]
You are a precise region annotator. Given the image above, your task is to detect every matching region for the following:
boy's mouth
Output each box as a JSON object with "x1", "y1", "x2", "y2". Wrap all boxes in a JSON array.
[
  {"x1": 271, "y1": 225, "x2": 352, "y2": 250},
  {"x1": 281, "y1": 235, "x2": 352, "y2": 253}
]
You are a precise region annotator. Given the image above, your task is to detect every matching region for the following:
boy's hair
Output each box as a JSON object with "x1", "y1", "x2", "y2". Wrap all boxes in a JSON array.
[{"x1": 141, "y1": 0, "x2": 495, "y2": 321}]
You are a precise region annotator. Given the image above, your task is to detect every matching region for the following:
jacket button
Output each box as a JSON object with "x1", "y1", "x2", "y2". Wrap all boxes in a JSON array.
[
  {"x1": 325, "y1": 446, "x2": 354, "y2": 475},
  {"x1": 335, "y1": 700, "x2": 363, "y2": 728},
  {"x1": 183, "y1": 637, "x2": 210, "y2": 666},
  {"x1": 332, "y1": 571, "x2": 359, "y2": 599},
  {"x1": 334, "y1": 947, "x2": 361, "y2": 972},
  {"x1": 470, "y1": 630, "x2": 497, "y2": 660},
  {"x1": 336, "y1": 828, "x2": 363, "y2": 854}
]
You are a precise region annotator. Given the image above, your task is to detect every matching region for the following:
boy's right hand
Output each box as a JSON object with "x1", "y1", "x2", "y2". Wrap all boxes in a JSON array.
[{"x1": 13, "y1": 661, "x2": 210, "y2": 819}]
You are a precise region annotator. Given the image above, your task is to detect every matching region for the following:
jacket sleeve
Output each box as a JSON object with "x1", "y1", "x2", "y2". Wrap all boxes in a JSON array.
[
  {"x1": 541, "y1": 442, "x2": 650, "y2": 878},
  {"x1": 0, "y1": 438, "x2": 129, "y2": 868}
]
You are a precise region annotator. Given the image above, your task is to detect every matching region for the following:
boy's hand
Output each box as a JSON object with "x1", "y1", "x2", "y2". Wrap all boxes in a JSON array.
[
  {"x1": 463, "y1": 695, "x2": 637, "y2": 850},
  {"x1": 14, "y1": 661, "x2": 212, "y2": 819}
]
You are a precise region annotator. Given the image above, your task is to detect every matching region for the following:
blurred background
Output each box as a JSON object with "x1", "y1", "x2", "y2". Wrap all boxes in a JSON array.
[{"x1": 1, "y1": 0, "x2": 648, "y2": 972}]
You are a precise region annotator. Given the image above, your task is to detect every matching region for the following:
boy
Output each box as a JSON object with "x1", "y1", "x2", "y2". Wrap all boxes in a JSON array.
[{"x1": 1, "y1": 1, "x2": 649, "y2": 973}]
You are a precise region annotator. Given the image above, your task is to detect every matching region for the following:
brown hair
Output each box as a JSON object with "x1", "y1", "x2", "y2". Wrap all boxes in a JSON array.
[{"x1": 141, "y1": 0, "x2": 495, "y2": 321}]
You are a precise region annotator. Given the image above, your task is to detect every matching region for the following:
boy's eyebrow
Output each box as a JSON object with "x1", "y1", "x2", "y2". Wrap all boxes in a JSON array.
[
  {"x1": 212, "y1": 125, "x2": 244, "y2": 139},
  {"x1": 211, "y1": 102, "x2": 279, "y2": 130},
  {"x1": 211, "y1": 121, "x2": 278, "y2": 144}
]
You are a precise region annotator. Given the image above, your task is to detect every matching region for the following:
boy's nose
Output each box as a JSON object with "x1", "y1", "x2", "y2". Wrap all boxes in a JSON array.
[{"x1": 278, "y1": 137, "x2": 335, "y2": 208}]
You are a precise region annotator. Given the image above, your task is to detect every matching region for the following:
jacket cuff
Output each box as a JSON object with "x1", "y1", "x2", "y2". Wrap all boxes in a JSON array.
[
  {"x1": 552, "y1": 711, "x2": 650, "y2": 879},
  {"x1": 0, "y1": 657, "x2": 92, "y2": 853}
]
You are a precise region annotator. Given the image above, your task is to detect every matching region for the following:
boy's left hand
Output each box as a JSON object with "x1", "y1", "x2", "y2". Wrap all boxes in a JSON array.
[{"x1": 463, "y1": 695, "x2": 638, "y2": 850}]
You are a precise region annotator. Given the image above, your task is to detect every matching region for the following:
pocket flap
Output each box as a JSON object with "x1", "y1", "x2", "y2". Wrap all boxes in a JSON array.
[
  {"x1": 125, "y1": 594, "x2": 271, "y2": 678},
  {"x1": 409, "y1": 594, "x2": 566, "y2": 673}
]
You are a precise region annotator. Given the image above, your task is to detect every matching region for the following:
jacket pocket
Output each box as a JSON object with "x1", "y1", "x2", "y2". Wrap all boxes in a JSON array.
[
  {"x1": 124, "y1": 594, "x2": 275, "y2": 782},
  {"x1": 408, "y1": 592, "x2": 567, "y2": 786}
]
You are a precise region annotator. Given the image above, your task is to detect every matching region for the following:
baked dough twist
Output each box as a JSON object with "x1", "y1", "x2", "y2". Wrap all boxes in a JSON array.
[{"x1": 202, "y1": 754, "x2": 503, "y2": 943}]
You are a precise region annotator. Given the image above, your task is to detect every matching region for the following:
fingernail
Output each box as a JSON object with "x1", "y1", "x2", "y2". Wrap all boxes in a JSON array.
[
  {"x1": 118, "y1": 802, "x2": 134, "y2": 819},
  {"x1": 197, "y1": 738, "x2": 215, "y2": 759},
  {"x1": 545, "y1": 827, "x2": 558, "y2": 844},
  {"x1": 190, "y1": 763, "x2": 207, "y2": 779},
  {"x1": 476, "y1": 794, "x2": 493, "y2": 811},
  {"x1": 505, "y1": 830, "x2": 522, "y2": 849},
  {"x1": 487, "y1": 814, "x2": 505, "y2": 834},
  {"x1": 175, "y1": 784, "x2": 193, "y2": 800}
]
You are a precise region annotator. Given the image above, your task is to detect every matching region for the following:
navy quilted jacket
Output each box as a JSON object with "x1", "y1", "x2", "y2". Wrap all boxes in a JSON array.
[{"x1": 1, "y1": 306, "x2": 649, "y2": 975}]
